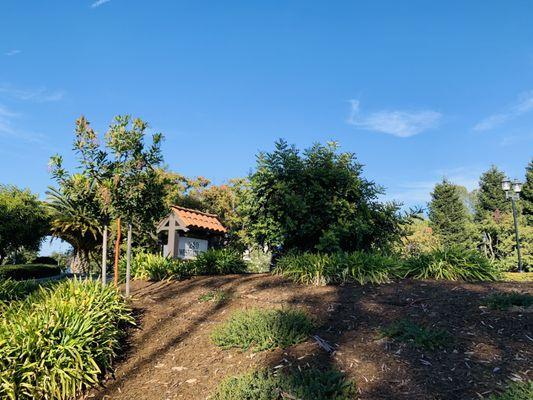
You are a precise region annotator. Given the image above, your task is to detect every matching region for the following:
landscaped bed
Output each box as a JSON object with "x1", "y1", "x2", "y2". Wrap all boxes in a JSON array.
[{"x1": 90, "y1": 274, "x2": 532, "y2": 400}]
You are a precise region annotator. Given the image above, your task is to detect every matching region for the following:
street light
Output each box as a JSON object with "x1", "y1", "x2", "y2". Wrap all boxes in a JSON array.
[{"x1": 501, "y1": 178, "x2": 523, "y2": 272}]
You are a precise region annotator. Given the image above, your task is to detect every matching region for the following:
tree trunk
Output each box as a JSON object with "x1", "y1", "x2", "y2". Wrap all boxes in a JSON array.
[
  {"x1": 101, "y1": 225, "x2": 108, "y2": 284},
  {"x1": 125, "y1": 223, "x2": 132, "y2": 297},
  {"x1": 113, "y1": 218, "x2": 121, "y2": 287}
]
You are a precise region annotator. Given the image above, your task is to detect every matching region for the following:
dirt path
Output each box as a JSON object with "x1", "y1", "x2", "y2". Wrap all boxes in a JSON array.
[{"x1": 87, "y1": 275, "x2": 532, "y2": 400}]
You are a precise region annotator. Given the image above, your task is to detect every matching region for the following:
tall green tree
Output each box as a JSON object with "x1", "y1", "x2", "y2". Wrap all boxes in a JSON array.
[
  {"x1": 522, "y1": 159, "x2": 533, "y2": 224},
  {"x1": 475, "y1": 165, "x2": 509, "y2": 219},
  {"x1": 0, "y1": 185, "x2": 50, "y2": 264},
  {"x1": 428, "y1": 179, "x2": 471, "y2": 246},
  {"x1": 246, "y1": 140, "x2": 403, "y2": 253}
]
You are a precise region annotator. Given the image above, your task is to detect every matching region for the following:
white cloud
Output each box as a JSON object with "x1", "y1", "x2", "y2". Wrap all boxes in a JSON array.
[
  {"x1": 474, "y1": 91, "x2": 533, "y2": 131},
  {"x1": 0, "y1": 85, "x2": 65, "y2": 102},
  {"x1": 91, "y1": 0, "x2": 112, "y2": 8},
  {"x1": 347, "y1": 100, "x2": 442, "y2": 138},
  {"x1": 0, "y1": 104, "x2": 46, "y2": 144},
  {"x1": 4, "y1": 49, "x2": 21, "y2": 56}
]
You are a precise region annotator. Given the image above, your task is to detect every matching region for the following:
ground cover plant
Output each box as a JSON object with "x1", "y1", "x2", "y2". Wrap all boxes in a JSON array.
[
  {"x1": 0, "y1": 279, "x2": 133, "y2": 399},
  {"x1": 380, "y1": 319, "x2": 450, "y2": 350},
  {"x1": 485, "y1": 292, "x2": 533, "y2": 310},
  {"x1": 0, "y1": 264, "x2": 62, "y2": 280},
  {"x1": 398, "y1": 246, "x2": 501, "y2": 282},
  {"x1": 212, "y1": 308, "x2": 313, "y2": 351},
  {"x1": 198, "y1": 289, "x2": 230, "y2": 304},
  {"x1": 212, "y1": 368, "x2": 356, "y2": 400},
  {"x1": 487, "y1": 381, "x2": 533, "y2": 400},
  {"x1": 120, "y1": 252, "x2": 187, "y2": 282},
  {"x1": 273, "y1": 251, "x2": 399, "y2": 286},
  {"x1": 0, "y1": 279, "x2": 40, "y2": 304}
]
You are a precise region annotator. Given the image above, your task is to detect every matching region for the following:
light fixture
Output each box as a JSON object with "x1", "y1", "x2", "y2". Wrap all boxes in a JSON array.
[
  {"x1": 501, "y1": 175, "x2": 523, "y2": 272},
  {"x1": 512, "y1": 181, "x2": 523, "y2": 193},
  {"x1": 501, "y1": 179, "x2": 511, "y2": 191}
]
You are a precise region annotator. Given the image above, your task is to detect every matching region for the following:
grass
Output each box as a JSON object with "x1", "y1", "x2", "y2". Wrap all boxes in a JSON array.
[
  {"x1": 0, "y1": 264, "x2": 62, "y2": 280},
  {"x1": 380, "y1": 319, "x2": 450, "y2": 350},
  {"x1": 0, "y1": 279, "x2": 41, "y2": 304},
  {"x1": 487, "y1": 381, "x2": 533, "y2": 400},
  {"x1": 198, "y1": 289, "x2": 230, "y2": 304},
  {"x1": 485, "y1": 292, "x2": 533, "y2": 310},
  {"x1": 211, "y1": 368, "x2": 356, "y2": 400},
  {"x1": 502, "y1": 272, "x2": 533, "y2": 283},
  {"x1": 212, "y1": 308, "x2": 314, "y2": 352},
  {"x1": 0, "y1": 279, "x2": 133, "y2": 399}
]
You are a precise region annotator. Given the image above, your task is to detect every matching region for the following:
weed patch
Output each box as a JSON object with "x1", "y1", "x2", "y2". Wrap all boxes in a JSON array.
[
  {"x1": 198, "y1": 290, "x2": 229, "y2": 304},
  {"x1": 487, "y1": 381, "x2": 533, "y2": 400},
  {"x1": 212, "y1": 308, "x2": 313, "y2": 351},
  {"x1": 212, "y1": 368, "x2": 356, "y2": 400},
  {"x1": 381, "y1": 319, "x2": 450, "y2": 350},
  {"x1": 485, "y1": 292, "x2": 533, "y2": 310}
]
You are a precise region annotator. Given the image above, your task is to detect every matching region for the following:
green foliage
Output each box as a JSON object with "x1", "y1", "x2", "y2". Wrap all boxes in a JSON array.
[
  {"x1": 198, "y1": 289, "x2": 229, "y2": 304},
  {"x1": 429, "y1": 179, "x2": 471, "y2": 247},
  {"x1": 475, "y1": 166, "x2": 510, "y2": 219},
  {"x1": 0, "y1": 279, "x2": 133, "y2": 399},
  {"x1": 0, "y1": 185, "x2": 50, "y2": 263},
  {"x1": 399, "y1": 247, "x2": 501, "y2": 281},
  {"x1": 522, "y1": 159, "x2": 533, "y2": 224},
  {"x1": 119, "y1": 252, "x2": 186, "y2": 281},
  {"x1": 399, "y1": 217, "x2": 440, "y2": 257},
  {"x1": 485, "y1": 292, "x2": 533, "y2": 310},
  {"x1": 245, "y1": 140, "x2": 403, "y2": 253},
  {"x1": 212, "y1": 368, "x2": 356, "y2": 400},
  {"x1": 0, "y1": 264, "x2": 61, "y2": 280},
  {"x1": 487, "y1": 381, "x2": 533, "y2": 400},
  {"x1": 381, "y1": 319, "x2": 450, "y2": 350},
  {"x1": 0, "y1": 279, "x2": 40, "y2": 304},
  {"x1": 190, "y1": 249, "x2": 247, "y2": 275},
  {"x1": 274, "y1": 251, "x2": 400, "y2": 286},
  {"x1": 212, "y1": 308, "x2": 313, "y2": 352}
]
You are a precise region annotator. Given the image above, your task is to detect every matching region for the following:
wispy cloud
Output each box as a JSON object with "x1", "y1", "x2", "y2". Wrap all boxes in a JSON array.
[
  {"x1": 0, "y1": 104, "x2": 46, "y2": 144},
  {"x1": 4, "y1": 49, "x2": 21, "y2": 56},
  {"x1": 0, "y1": 84, "x2": 65, "y2": 102},
  {"x1": 347, "y1": 100, "x2": 442, "y2": 138},
  {"x1": 91, "y1": 0, "x2": 112, "y2": 8},
  {"x1": 474, "y1": 91, "x2": 533, "y2": 131}
]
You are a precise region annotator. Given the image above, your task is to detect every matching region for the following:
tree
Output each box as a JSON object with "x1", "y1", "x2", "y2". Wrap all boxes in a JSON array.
[
  {"x1": 428, "y1": 179, "x2": 471, "y2": 246},
  {"x1": 475, "y1": 165, "x2": 509, "y2": 220},
  {"x1": 0, "y1": 185, "x2": 50, "y2": 264},
  {"x1": 522, "y1": 159, "x2": 533, "y2": 224},
  {"x1": 245, "y1": 140, "x2": 403, "y2": 253}
]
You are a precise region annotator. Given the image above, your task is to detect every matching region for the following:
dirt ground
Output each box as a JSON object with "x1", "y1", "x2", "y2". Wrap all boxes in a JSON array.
[{"x1": 87, "y1": 274, "x2": 532, "y2": 400}]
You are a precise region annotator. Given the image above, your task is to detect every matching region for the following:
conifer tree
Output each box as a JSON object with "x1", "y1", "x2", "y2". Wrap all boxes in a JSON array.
[
  {"x1": 475, "y1": 165, "x2": 509, "y2": 220},
  {"x1": 429, "y1": 179, "x2": 470, "y2": 246},
  {"x1": 522, "y1": 159, "x2": 533, "y2": 224}
]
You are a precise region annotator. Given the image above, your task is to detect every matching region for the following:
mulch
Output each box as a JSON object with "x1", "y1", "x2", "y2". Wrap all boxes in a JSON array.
[{"x1": 86, "y1": 274, "x2": 532, "y2": 400}]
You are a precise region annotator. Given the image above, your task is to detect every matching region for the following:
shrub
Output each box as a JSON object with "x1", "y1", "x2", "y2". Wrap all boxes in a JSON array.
[
  {"x1": 380, "y1": 319, "x2": 450, "y2": 350},
  {"x1": 212, "y1": 368, "x2": 356, "y2": 400},
  {"x1": 32, "y1": 256, "x2": 58, "y2": 265},
  {"x1": 0, "y1": 279, "x2": 40, "y2": 304},
  {"x1": 0, "y1": 279, "x2": 133, "y2": 399},
  {"x1": 190, "y1": 249, "x2": 247, "y2": 275},
  {"x1": 119, "y1": 252, "x2": 188, "y2": 282},
  {"x1": 274, "y1": 251, "x2": 399, "y2": 286},
  {"x1": 487, "y1": 381, "x2": 533, "y2": 400},
  {"x1": 399, "y1": 247, "x2": 501, "y2": 282},
  {"x1": 485, "y1": 292, "x2": 533, "y2": 310},
  {"x1": 0, "y1": 264, "x2": 61, "y2": 280},
  {"x1": 212, "y1": 308, "x2": 313, "y2": 352}
]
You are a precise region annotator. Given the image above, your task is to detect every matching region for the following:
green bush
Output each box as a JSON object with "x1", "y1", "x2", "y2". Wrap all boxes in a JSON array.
[
  {"x1": 487, "y1": 381, "x2": 533, "y2": 400},
  {"x1": 380, "y1": 319, "x2": 450, "y2": 350},
  {"x1": 119, "y1": 252, "x2": 188, "y2": 282},
  {"x1": 212, "y1": 368, "x2": 356, "y2": 400},
  {"x1": 0, "y1": 279, "x2": 133, "y2": 399},
  {"x1": 399, "y1": 247, "x2": 501, "y2": 282},
  {"x1": 190, "y1": 249, "x2": 247, "y2": 275},
  {"x1": 0, "y1": 279, "x2": 40, "y2": 304},
  {"x1": 212, "y1": 308, "x2": 313, "y2": 352},
  {"x1": 0, "y1": 264, "x2": 61, "y2": 280},
  {"x1": 485, "y1": 292, "x2": 533, "y2": 310},
  {"x1": 274, "y1": 251, "x2": 399, "y2": 286}
]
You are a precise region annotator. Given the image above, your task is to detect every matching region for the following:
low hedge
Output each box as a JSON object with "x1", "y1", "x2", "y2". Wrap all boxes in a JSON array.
[
  {"x1": 0, "y1": 279, "x2": 133, "y2": 399},
  {"x1": 0, "y1": 264, "x2": 61, "y2": 281}
]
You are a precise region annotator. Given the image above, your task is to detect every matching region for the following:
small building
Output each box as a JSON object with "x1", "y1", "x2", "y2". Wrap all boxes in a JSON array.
[{"x1": 156, "y1": 206, "x2": 226, "y2": 259}]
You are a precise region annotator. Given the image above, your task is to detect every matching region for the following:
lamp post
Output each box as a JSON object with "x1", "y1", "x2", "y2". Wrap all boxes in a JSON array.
[{"x1": 501, "y1": 178, "x2": 523, "y2": 272}]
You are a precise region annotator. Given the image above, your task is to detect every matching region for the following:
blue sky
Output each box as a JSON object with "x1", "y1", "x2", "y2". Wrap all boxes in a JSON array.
[{"x1": 1, "y1": 0, "x2": 532, "y2": 214}]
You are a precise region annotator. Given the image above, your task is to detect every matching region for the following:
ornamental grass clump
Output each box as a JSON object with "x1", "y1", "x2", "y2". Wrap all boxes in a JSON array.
[
  {"x1": 212, "y1": 308, "x2": 313, "y2": 352},
  {"x1": 0, "y1": 279, "x2": 133, "y2": 400},
  {"x1": 274, "y1": 251, "x2": 399, "y2": 286},
  {"x1": 0, "y1": 278, "x2": 40, "y2": 304},
  {"x1": 485, "y1": 292, "x2": 533, "y2": 310},
  {"x1": 212, "y1": 368, "x2": 356, "y2": 400},
  {"x1": 120, "y1": 252, "x2": 188, "y2": 282},
  {"x1": 398, "y1": 246, "x2": 501, "y2": 282},
  {"x1": 190, "y1": 248, "x2": 248, "y2": 275}
]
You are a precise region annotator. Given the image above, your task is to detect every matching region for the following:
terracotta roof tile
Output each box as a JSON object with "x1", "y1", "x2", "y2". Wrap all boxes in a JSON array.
[{"x1": 171, "y1": 206, "x2": 227, "y2": 233}]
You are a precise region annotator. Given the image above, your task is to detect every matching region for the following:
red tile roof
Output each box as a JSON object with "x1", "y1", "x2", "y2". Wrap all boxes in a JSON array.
[{"x1": 171, "y1": 206, "x2": 227, "y2": 233}]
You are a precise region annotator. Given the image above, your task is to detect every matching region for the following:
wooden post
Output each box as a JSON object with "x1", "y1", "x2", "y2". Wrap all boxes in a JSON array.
[
  {"x1": 113, "y1": 217, "x2": 121, "y2": 287},
  {"x1": 101, "y1": 225, "x2": 108, "y2": 284},
  {"x1": 125, "y1": 223, "x2": 132, "y2": 297}
]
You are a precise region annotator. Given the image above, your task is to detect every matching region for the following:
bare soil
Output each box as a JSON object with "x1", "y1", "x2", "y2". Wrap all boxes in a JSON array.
[{"x1": 87, "y1": 274, "x2": 532, "y2": 400}]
